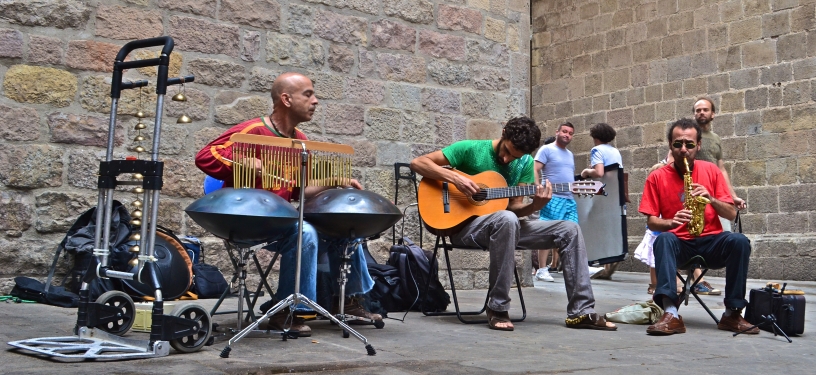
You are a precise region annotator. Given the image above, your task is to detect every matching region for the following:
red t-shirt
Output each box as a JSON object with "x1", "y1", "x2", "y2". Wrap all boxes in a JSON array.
[
  {"x1": 195, "y1": 117, "x2": 307, "y2": 201},
  {"x1": 639, "y1": 160, "x2": 733, "y2": 240}
]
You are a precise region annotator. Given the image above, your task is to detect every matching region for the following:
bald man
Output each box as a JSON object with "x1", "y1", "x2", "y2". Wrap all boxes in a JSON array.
[{"x1": 196, "y1": 72, "x2": 378, "y2": 337}]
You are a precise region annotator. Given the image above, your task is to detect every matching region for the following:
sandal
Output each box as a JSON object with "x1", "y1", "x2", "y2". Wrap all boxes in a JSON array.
[
  {"x1": 565, "y1": 313, "x2": 617, "y2": 331},
  {"x1": 486, "y1": 307, "x2": 514, "y2": 331},
  {"x1": 647, "y1": 284, "x2": 656, "y2": 295}
]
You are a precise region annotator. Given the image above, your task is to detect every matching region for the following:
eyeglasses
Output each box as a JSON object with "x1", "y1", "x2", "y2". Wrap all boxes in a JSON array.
[{"x1": 672, "y1": 140, "x2": 697, "y2": 149}]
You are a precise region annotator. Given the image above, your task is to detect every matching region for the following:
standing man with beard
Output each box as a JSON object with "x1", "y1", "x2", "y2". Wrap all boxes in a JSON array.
[{"x1": 410, "y1": 117, "x2": 617, "y2": 332}]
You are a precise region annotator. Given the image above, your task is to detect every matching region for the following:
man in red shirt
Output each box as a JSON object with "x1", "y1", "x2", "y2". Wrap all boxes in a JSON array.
[
  {"x1": 195, "y1": 72, "x2": 377, "y2": 337},
  {"x1": 640, "y1": 118, "x2": 756, "y2": 336}
]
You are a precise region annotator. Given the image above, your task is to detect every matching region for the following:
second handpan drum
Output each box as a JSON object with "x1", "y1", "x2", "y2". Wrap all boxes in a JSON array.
[
  {"x1": 303, "y1": 188, "x2": 402, "y2": 239},
  {"x1": 185, "y1": 188, "x2": 298, "y2": 246}
]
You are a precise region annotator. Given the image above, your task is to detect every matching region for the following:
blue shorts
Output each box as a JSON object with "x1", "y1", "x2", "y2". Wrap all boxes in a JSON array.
[{"x1": 539, "y1": 196, "x2": 578, "y2": 223}]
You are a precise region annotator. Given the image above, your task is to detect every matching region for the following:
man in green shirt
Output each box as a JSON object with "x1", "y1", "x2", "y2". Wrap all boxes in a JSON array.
[{"x1": 410, "y1": 116, "x2": 616, "y2": 332}]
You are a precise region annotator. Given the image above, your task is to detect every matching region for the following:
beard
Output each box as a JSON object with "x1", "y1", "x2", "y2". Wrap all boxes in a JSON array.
[
  {"x1": 494, "y1": 140, "x2": 510, "y2": 166},
  {"x1": 696, "y1": 116, "x2": 711, "y2": 126}
]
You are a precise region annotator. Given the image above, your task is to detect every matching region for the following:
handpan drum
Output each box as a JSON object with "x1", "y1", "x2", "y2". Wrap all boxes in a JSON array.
[
  {"x1": 303, "y1": 188, "x2": 402, "y2": 239},
  {"x1": 185, "y1": 188, "x2": 298, "y2": 246}
]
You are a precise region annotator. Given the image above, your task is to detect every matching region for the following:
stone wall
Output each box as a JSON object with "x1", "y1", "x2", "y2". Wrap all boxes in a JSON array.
[
  {"x1": 0, "y1": 0, "x2": 530, "y2": 293},
  {"x1": 532, "y1": 0, "x2": 816, "y2": 281}
]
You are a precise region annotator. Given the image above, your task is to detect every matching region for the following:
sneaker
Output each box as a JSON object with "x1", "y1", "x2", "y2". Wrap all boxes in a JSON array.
[
  {"x1": 588, "y1": 266, "x2": 604, "y2": 278},
  {"x1": 535, "y1": 268, "x2": 554, "y2": 282},
  {"x1": 695, "y1": 281, "x2": 722, "y2": 295},
  {"x1": 547, "y1": 265, "x2": 560, "y2": 273}
]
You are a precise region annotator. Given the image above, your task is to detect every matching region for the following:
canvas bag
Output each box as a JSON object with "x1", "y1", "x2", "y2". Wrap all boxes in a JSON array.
[{"x1": 605, "y1": 300, "x2": 664, "y2": 324}]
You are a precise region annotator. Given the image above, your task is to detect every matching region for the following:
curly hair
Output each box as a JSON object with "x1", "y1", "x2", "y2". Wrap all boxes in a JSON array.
[
  {"x1": 503, "y1": 116, "x2": 541, "y2": 154},
  {"x1": 589, "y1": 123, "x2": 616, "y2": 143},
  {"x1": 666, "y1": 117, "x2": 702, "y2": 142}
]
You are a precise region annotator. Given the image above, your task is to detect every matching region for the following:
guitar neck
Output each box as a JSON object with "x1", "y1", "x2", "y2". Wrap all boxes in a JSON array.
[{"x1": 481, "y1": 183, "x2": 572, "y2": 200}]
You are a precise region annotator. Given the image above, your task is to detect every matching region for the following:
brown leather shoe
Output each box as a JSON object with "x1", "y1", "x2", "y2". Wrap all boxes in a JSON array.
[
  {"x1": 646, "y1": 312, "x2": 686, "y2": 335},
  {"x1": 332, "y1": 296, "x2": 383, "y2": 322},
  {"x1": 717, "y1": 312, "x2": 759, "y2": 334},
  {"x1": 266, "y1": 308, "x2": 312, "y2": 337}
]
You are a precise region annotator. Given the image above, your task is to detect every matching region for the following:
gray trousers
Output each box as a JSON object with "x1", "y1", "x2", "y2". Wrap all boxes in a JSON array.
[{"x1": 450, "y1": 210, "x2": 596, "y2": 318}]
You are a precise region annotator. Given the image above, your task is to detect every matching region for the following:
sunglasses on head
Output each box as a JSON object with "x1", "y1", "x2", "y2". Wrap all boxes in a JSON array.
[{"x1": 672, "y1": 140, "x2": 697, "y2": 149}]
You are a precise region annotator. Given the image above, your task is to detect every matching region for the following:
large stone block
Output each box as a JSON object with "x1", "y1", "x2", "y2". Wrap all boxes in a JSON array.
[
  {"x1": 324, "y1": 103, "x2": 365, "y2": 135},
  {"x1": 328, "y1": 44, "x2": 355, "y2": 73},
  {"x1": 438, "y1": 4, "x2": 483, "y2": 33},
  {"x1": 241, "y1": 30, "x2": 261, "y2": 62},
  {"x1": 467, "y1": 39, "x2": 510, "y2": 67},
  {"x1": 314, "y1": 10, "x2": 367, "y2": 45},
  {"x1": 766, "y1": 157, "x2": 798, "y2": 185},
  {"x1": 65, "y1": 40, "x2": 121, "y2": 72},
  {"x1": 220, "y1": 0, "x2": 280, "y2": 30},
  {"x1": 793, "y1": 57, "x2": 816, "y2": 80},
  {"x1": 730, "y1": 17, "x2": 761, "y2": 44},
  {"x1": 402, "y1": 110, "x2": 433, "y2": 144},
  {"x1": 0, "y1": 144, "x2": 63, "y2": 189},
  {"x1": 0, "y1": 237, "x2": 59, "y2": 275},
  {"x1": 783, "y1": 81, "x2": 811, "y2": 106},
  {"x1": 0, "y1": 0, "x2": 91, "y2": 29},
  {"x1": 34, "y1": 191, "x2": 95, "y2": 233},
  {"x1": 376, "y1": 141, "x2": 411, "y2": 167},
  {"x1": 28, "y1": 35, "x2": 62, "y2": 65},
  {"x1": 4, "y1": 65, "x2": 77, "y2": 107},
  {"x1": 365, "y1": 107, "x2": 402, "y2": 140},
  {"x1": 0, "y1": 104, "x2": 40, "y2": 141},
  {"x1": 0, "y1": 28, "x2": 23, "y2": 58},
  {"x1": 743, "y1": 39, "x2": 777, "y2": 68},
  {"x1": 345, "y1": 138, "x2": 376, "y2": 167},
  {"x1": 467, "y1": 119, "x2": 501, "y2": 140},
  {"x1": 434, "y1": 114, "x2": 467, "y2": 145},
  {"x1": 335, "y1": 0, "x2": 378, "y2": 14},
  {"x1": 214, "y1": 95, "x2": 268, "y2": 125},
  {"x1": 345, "y1": 77, "x2": 385, "y2": 105},
  {"x1": 0, "y1": 191, "x2": 32, "y2": 233},
  {"x1": 421, "y1": 88, "x2": 460, "y2": 114},
  {"x1": 168, "y1": 16, "x2": 240, "y2": 57},
  {"x1": 377, "y1": 53, "x2": 427, "y2": 83},
  {"x1": 384, "y1": 0, "x2": 434, "y2": 24},
  {"x1": 188, "y1": 58, "x2": 246, "y2": 88},
  {"x1": 389, "y1": 83, "x2": 422, "y2": 111},
  {"x1": 249, "y1": 67, "x2": 280, "y2": 93},
  {"x1": 428, "y1": 60, "x2": 471, "y2": 87},
  {"x1": 370, "y1": 19, "x2": 416, "y2": 52},
  {"x1": 419, "y1": 30, "x2": 466, "y2": 61},
  {"x1": 472, "y1": 65, "x2": 510, "y2": 91},
  {"x1": 157, "y1": 0, "x2": 217, "y2": 17},
  {"x1": 484, "y1": 17, "x2": 506, "y2": 43},
  {"x1": 94, "y1": 5, "x2": 163, "y2": 40},
  {"x1": 47, "y1": 112, "x2": 123, "y2": 147},
  {"x1": 266, "y1": 32, "x2": 325, "y2": 69}
]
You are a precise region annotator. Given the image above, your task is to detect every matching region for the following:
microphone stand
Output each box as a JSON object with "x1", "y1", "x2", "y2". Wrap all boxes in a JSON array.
[{"x1": 733, "y1": 314, "x2": 792, "y2": 343}]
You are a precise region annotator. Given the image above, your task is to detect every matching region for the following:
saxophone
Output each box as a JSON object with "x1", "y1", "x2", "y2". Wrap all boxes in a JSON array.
[{"x1": 684, "y1": 157, "x2": 709, "y2": 236}]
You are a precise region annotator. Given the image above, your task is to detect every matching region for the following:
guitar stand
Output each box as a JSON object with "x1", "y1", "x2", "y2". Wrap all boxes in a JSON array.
[{"x1": 733, "y1": 314, "x2": 792, "y2": 343}]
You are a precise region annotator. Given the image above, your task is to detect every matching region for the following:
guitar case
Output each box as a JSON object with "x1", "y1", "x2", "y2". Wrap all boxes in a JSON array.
[
  {"x1": 121, "y1": 227, "x2": 193, "y2": 300},
  {"x1": 575, "y1": 163, "x2": 628, "y2": 265}
]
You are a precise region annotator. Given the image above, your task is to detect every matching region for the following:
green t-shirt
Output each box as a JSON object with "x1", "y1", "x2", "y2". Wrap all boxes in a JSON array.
[
  {"x1": 442, "y1": 140, "x2": 534, "y2": 186},
  {"x1": 698, "y1": 130, "x2": 722, "y2": 163}
]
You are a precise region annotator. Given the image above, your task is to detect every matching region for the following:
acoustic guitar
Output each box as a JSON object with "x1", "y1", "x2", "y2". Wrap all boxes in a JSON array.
[{"x1": 417, "y1": 170, "x2": 605, "y2": 235}]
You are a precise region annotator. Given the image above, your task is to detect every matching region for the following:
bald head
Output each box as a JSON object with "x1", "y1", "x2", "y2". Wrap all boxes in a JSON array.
[{"x1": 271, "y1": 72, "x2": 312, "y2": 105}]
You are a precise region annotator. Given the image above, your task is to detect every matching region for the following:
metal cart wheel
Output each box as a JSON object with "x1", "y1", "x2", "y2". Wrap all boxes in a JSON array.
[
  {"x1": 95, "y1": 291, "x2": 135, "y2": 336},
  {"x1": 169, "y1": 303, "x2": 212, "y2": 353}
]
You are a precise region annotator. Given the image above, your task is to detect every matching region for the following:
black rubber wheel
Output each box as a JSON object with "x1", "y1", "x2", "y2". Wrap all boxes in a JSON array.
[
  {"x1": 95, "y1": 291, "x2": 135, "y2": 336},
  {"x1": 342, "y1": 329, "x2": 350, "y2": 338},
  {"x1": 374, "y1": 320, "x2": 385, "y2": 329},
  {"x1": 169, "y1": 303, "x2": 212, "y2": 353}
]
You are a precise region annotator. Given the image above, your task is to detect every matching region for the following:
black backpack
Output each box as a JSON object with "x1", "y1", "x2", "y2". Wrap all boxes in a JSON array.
[
  {"x1": 366, "y1": 262, "x2": 405, "y2": 313},
  {"x1": 387, "y1": 237, "x2": 450, "y2": 312}
]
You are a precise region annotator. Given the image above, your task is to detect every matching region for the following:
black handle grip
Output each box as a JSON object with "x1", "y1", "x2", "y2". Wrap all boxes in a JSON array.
[
  {"x1": 120, "y1": 80, "x2": 149, "y2": 90},
  {"x1": 111, "y1": 37, "x2": 174, "y2": 98},
  {"x1": 114, "y1": 36, "x2": 174, "y2": 63},
  {"x1": 166, "y1": 75, "x2": 195, "y2": 86}
]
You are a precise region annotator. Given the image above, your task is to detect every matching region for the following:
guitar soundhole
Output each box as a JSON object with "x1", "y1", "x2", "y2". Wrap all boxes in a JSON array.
[{"x1": 469, "y1": 184, "x2": 489, "y2": 205}]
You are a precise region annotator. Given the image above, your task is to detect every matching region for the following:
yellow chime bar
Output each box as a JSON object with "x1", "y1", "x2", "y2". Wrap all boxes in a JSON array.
[{"x1": 228, "y1": 133, "x2": 354, "y2": 189}]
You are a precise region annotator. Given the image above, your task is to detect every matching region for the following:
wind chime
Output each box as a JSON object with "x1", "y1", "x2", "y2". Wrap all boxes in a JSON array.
[{"x1": 126, "y1": 84, "x2": 192, "y2": 267}]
